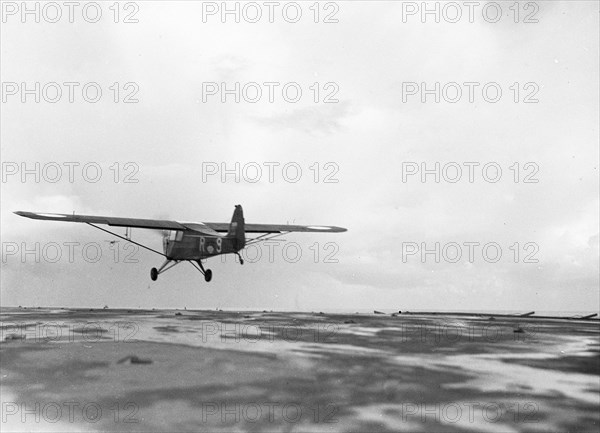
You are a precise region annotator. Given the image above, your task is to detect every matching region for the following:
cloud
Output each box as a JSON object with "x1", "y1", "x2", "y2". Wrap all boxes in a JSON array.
[{"x1": 251, "y1": 102, "x2": 352, "y2": 134}]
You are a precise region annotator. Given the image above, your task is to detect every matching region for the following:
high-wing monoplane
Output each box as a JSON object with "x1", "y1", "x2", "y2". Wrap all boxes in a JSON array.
[{"x1": 15, "y1": 205, "x2": 346, "y2": 282}]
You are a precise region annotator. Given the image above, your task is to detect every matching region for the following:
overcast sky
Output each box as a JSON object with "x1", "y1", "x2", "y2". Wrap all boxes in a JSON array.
[{"x1": 1, "y1": 1, "x2": 598, "y2": 312}]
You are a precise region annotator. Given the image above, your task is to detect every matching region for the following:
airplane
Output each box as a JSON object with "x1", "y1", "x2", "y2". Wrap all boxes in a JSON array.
[{"x1": 14, "y1": 205, "x2": 346, "y2": 282}]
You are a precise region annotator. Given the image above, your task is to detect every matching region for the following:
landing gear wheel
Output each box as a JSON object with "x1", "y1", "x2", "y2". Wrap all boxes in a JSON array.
[
  {"x1": 150, "y1": 268, "x2": 158, "y2": 281},
  {"x1": 204, "y1": 269, "x2": 212, "y2": 282}
]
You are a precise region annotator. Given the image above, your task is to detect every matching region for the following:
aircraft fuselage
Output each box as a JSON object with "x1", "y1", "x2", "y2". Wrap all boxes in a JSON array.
[{"x1": 163, "y1": 231, "x2": 240, "y2": 261}]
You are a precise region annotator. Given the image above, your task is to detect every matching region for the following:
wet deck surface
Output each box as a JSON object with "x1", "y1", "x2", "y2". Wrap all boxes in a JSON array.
[{"x1": 1, "y1": 308, "x2": 598, "y2": 432}]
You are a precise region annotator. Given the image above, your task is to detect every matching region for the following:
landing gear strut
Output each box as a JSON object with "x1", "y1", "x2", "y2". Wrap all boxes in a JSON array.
[
  {"x1": 190, "y1": 260, "x2": 212, "y2": 282},
  {"x1": 197, "y1": 260, "x2": 212, "y2": 282},
  {"x1": 150, "y1": 259, "x2": 181, "y2": 281},
  {"x1": 152, "y1": 259, "x2": 214, "y2": 282}
]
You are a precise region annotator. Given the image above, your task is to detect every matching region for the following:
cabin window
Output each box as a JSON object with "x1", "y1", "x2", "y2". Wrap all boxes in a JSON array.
[
  {"x1": 169, "y1": 231, "x2": 177, "y2": 241},
  {"x1": 176, "y1": 231, "x2": 184, "y2": 241}
]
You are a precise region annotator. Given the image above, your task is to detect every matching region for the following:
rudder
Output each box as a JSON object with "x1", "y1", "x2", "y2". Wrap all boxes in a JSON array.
[{"x1": 228, "y1": 205, "x2": 246, "y2": 250}]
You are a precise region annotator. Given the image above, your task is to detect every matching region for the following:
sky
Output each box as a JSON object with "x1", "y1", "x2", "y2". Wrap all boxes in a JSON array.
[{"x1": 1, "y1": 1, "x2": 598, "y2": 312}]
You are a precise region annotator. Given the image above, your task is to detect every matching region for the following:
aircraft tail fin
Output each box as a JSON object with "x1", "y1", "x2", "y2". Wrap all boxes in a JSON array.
[{"x1": 228, "y1": 205, "x2": 246, "y2": 250}]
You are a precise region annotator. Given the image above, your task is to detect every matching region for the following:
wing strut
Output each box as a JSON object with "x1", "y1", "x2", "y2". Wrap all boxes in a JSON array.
[{"x1": 87, "y1": 223, "x2": 166, "y2": 257}]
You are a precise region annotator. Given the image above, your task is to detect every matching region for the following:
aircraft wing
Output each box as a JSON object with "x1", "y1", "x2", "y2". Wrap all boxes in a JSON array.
[
  {"x1": 14, "y1": 211, "x2": 187, "y2": 230},
  {"x1": 203, "y1": 222, "x2": 347, "y2": 233},
  {"x1": 15, "y1": 211, "x2": 347, "y2": 233}
]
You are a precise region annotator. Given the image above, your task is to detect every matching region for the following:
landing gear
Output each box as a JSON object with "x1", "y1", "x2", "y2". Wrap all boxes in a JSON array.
[
  {"x1": 190, "y1": 260, "x2": 213, "y2": 282},
  {"x1": 149, "y1": 260, "x2": 181, "y2": 281},
  {"x1": 151, "y1": 258, "x2": 215, "y2": 282},
  {"x1": 235, "y1": 252, "x2": 244, "y2": 265}
]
